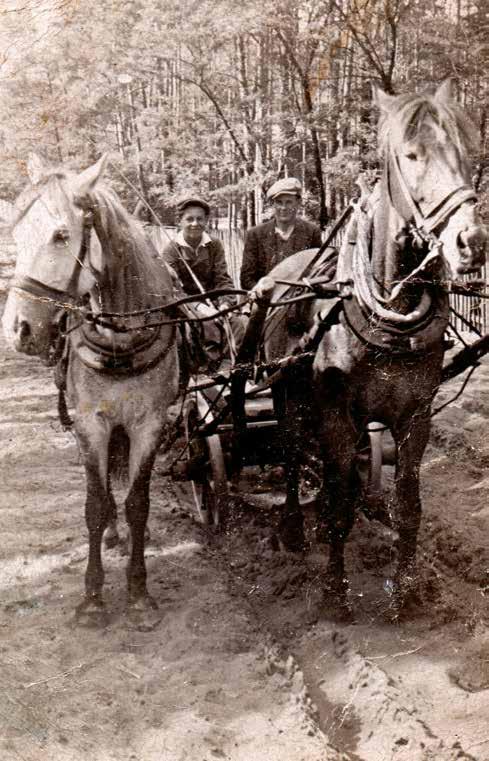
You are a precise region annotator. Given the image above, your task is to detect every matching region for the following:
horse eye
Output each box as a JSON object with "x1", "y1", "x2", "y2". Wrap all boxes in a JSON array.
[
  {"x1": 53, "y1": 228, "x2": 70, "y2": 244},
  {"x1": 405, "y1": 151, "x2": 418, "y2": 161}
]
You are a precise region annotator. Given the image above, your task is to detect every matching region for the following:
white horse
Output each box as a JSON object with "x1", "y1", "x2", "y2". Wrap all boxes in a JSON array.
[{"x1": 2, "y1": 154, "x2": 179, "y2": 627}]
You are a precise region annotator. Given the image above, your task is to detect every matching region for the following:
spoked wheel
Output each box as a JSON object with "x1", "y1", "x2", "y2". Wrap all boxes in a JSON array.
[{"x1": 183, "y1": 391, "x2": 228, "y2": 528}]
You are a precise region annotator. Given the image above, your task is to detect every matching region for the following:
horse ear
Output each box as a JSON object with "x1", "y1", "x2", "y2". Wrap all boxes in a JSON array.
[
  {"x1": 74, "y1": 154, "x2": 108, "y2": 196},
  {"x1": 27, "y1": 153, "x2": 50, "y2": 185},
  {"x1": 0, "y1": 198, "x2": 15, "y2": 225},
  {"x1": 371, "y1": 83, "x2": 395, "y2": 112},
  {"x1": 434, "y1": 78, "x2": 455, "y2": 105}
]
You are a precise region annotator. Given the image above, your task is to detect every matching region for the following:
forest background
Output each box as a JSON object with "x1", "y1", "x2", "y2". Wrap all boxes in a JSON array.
[{"x1": 0, "y1": 0, "x2": 488, "y2": 232}]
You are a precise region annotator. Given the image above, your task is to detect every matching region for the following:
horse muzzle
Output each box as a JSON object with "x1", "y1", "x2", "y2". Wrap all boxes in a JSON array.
[
  {"x1": 456, "y1": 224, "x2": 488, "y2": 273},
  {"x1": 16, "y1": 320, "x2": 35, "y2": 353},
  {"x1": 2, "y1": 290, "x2": 58, "y2": 358},
  {"x1": 9, "y1": 318, "x2": 45, "y2": 356}
]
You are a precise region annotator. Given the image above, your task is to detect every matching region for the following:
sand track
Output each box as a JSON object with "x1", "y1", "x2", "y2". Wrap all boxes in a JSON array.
[{"x1": 1, "y1": 295, "x2": 488, "y2": 760}]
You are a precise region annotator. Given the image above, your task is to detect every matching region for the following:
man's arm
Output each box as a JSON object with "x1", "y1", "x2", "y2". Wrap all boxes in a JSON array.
[
  {"x1": 159, "y1": 240, "x2": 180, "y2": 268},
  {"x1": 240, "y1": 227, "x2": 259, "y2": 291}
]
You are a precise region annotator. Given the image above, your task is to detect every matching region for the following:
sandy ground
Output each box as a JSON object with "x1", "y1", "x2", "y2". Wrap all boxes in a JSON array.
[{"x1": 1, "y1": 257, "x2": 489, "y2": 759}]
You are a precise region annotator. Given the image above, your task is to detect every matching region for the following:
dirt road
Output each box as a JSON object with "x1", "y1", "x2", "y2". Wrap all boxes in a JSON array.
[{"x1": 1, "y1": 284, "x2": 489, "y2": 760}]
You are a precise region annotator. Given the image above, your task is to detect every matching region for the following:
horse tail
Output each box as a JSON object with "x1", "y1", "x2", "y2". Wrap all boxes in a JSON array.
[{"x1": 108, "y1": 425, "x2": 130, "y2": 486}]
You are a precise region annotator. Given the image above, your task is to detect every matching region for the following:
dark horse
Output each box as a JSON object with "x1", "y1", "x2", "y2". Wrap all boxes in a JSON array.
[
  {"x1": 259, "y1": 81, "x2": 487, "y2": 616},
  {"x1": 2, "y1": 154, "x2": 179, "y2": 627}
]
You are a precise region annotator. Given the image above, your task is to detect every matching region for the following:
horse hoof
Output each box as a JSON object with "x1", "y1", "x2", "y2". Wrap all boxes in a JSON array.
[
  {"x1": 75, "y1": 597, "x2": 109, "y2": 628},
  {"x1": 322, "y1": 581, "x2": 354, "y2": 622},
  {"x1": 385, "y1": 575, "x2": 422, "y2": 621},
  {"x1": 278, "y1": 517, "x2": 305, "y2": 553},
  {"x1": 127, "y1": 595, "x2": 161, "y2": 632},
  {"x1": 314, "y1": 521, "x2": 329, "y2": 545}
]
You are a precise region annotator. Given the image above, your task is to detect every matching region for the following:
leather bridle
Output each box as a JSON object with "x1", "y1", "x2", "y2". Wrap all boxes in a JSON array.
[
  {"x1": 9, "y1": 204, "x2": 95, "y2": 309},
  {"x1": 386, "y1": 142, "x2": 477, "y2": 237}
]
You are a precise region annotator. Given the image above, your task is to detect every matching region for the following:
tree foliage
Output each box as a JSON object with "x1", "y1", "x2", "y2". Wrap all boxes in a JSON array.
[{"x1": 0, "y1": 0, "x2": 488, "y2": 225}]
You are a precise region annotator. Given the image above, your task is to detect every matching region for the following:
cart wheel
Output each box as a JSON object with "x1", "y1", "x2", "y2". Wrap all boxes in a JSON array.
[{"x1": 183, "y1": 392, "x2": 228, "y2": 528}]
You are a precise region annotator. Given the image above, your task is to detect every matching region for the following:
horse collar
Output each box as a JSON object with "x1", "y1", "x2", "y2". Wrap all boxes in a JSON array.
[
  {"x1": 69, "y1": 320, "x2": 169, "y2": 374},
  {"x1": 342, "y1": 294, "x2": 448, "y2": 354}
]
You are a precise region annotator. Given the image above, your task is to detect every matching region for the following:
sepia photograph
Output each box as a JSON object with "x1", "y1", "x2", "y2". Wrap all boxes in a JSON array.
[{"x1": 0, "y1": 0, "x2": 488, "y2": 759}]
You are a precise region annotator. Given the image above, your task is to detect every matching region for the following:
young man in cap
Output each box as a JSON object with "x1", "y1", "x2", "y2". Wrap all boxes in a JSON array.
[
  {"x1": 240, "y1": 178, "x2": 322, "y2": 291},
  {"x1": 160, "y1": 197, "x2": 237, "y2": 366},
  {"x1": 161, "y1": 197, "x2": 233, "y2": 298}
]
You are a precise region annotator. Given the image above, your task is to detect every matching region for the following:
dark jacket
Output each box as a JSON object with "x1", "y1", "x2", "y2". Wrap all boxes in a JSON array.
[
  {"x1": 240, "y1": 217, "x2": 322, "y2": 290},
  {"x1": 160, "y1": 236, "x2": 233, "y2": 296}
]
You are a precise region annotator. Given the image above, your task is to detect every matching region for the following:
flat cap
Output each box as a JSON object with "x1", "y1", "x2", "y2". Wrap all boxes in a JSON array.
[
  {"x1": 177, "y1": 197, "x2": 210, "y2": 215},
  {"x1": 267, "y1": 177, "x2": 302, "y2": 200}
]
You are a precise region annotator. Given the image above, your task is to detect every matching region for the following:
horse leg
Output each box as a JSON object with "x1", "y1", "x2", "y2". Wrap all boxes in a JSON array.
[
  {"x1": 104, "y1": 494, "x2": 150, "y2": 550},
  {"x1": 75, "y1": 425, "x2": 112, "y2": 626},
  {"x1": 275, "y1": 389, "x2": 305, "y2": 552},
  {"x1": 317, "y1": 407, "x2": 360, "y2": 615},
  {"x1": 279, "y1": 438, "x2": 304, "y2": 551},
  {"x1": 103, "y1": 491, "x2": 120, "y2": 549},
  {"x1": 124, "y1": 422, "x2": 162, "y2": 625},
  {"x1": 390, "y1": 414, "x2": 431, "y2": 615}
]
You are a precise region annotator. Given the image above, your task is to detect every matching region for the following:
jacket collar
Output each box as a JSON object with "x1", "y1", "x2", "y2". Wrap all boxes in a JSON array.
[
  {"x1": 264, "y1": 216, "x2": 311, "y2": 248},
  {"x1": 175, "y1": 230, "x2": 212, "y2": 254}
]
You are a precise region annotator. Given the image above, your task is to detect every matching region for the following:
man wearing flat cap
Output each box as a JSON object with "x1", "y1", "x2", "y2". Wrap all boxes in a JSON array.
[
  {"x1": 240, "y1": 178, "x2": 322, "y2": 291},
  {"x1": 160, "y1": 197, "x2": 233, "y2": 298},
  {"x1": 160, "y1": 197, "x2": 238, "y2": 367}
]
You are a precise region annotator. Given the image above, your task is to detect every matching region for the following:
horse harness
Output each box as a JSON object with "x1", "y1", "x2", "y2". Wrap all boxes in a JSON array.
[
  {"x1": 325, "y1": 170, "x2": 477, "y2": 357},
  {"x1": 7, "y1": 173, "x2": 480, "y2": 429},
  {"x1": 11, "y1": 200, "x2": 179, "y2": 438}
]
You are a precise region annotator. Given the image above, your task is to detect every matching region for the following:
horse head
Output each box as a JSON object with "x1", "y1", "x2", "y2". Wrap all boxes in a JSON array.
[
  {"x1": 2, "y1": 154, "x2": 107, "y2": 358},
  {"x1": 374, "y1": 80, "x2": 487, "y2": 279}
]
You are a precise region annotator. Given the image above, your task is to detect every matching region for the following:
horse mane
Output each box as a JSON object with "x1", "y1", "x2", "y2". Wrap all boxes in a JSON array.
[
  {"x1": 88, "y1": 183, "x2": 172, "y2": 312},
  {"x1": 377, "y1": 89, "x2": 478, "y2": 160}
]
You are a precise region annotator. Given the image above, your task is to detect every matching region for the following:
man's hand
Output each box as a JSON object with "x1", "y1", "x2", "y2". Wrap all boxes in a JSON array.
[
  {"x1": 251, "y1": 276, "x2": 276, "y2": 302},
  {"x1": 194, "y1": 301, "x2": 218, "y2": 318}
]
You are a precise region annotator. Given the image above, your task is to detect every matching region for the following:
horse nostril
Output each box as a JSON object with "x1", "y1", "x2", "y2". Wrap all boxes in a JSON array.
[{"x1": 19, "y1": 321, "x2": 31, "y2": 341}]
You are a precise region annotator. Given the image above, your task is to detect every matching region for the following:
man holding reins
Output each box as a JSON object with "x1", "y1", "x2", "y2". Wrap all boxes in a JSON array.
[
  {"x1": 161, "y1": 197, "x2": 233, "y2": 303},
  {"x1": 160, "y1": 197, "x2": 239, "y2": 367},
  {"x1": 240, "y1": 177, "x2": 322, "y2": 291}
]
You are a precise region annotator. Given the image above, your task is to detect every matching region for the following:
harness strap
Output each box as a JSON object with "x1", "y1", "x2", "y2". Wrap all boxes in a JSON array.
[
  {"x1": 11, "y1": 276, "x2": 75, "y2": 306},
  {"x1": 423, "y1": 187, "x2": 477, "y2": 232}
]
